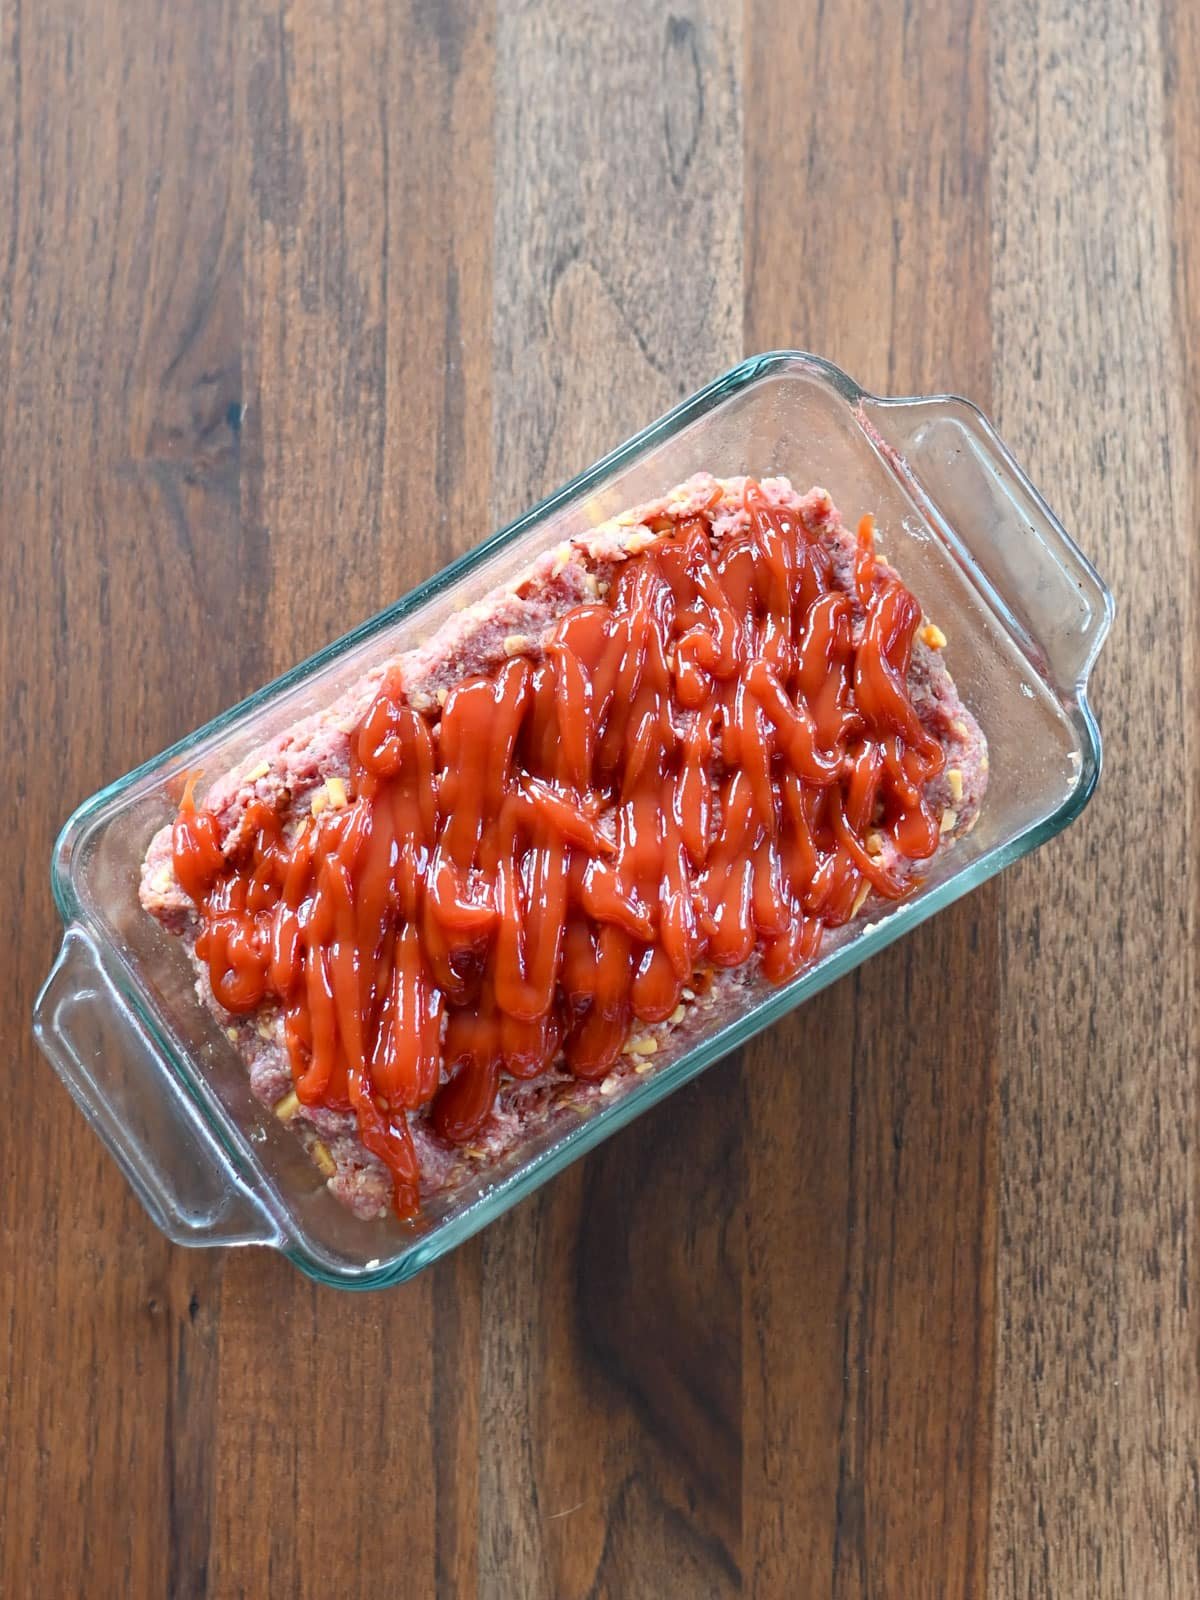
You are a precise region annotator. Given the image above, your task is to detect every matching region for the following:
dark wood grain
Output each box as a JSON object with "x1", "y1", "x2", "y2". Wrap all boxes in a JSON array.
[
  {"x1": 988, "y1": 2, "x2": 1200, "y2": 1593},
  {"x1": 743, "y1": 3, "x2": 997, "y2": 1595},
  {"x1": 212, "y1": 3, "x2": 493, "y2": 1598},
  {"x1": 480, "y1": 5, "x2": 743, "y2": 1594},
  {"x1": 2, "y1": 2, "x2": 1198, "y2": 1597},
  {"x1": 1, "y1": 4, "x2": 242, "y2": 1596}
]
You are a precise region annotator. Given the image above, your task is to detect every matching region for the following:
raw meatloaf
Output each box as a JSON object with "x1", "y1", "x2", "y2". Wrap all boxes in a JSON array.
[{"x1": 140, "y1": 473, "x2": 988, "y2": 1221}]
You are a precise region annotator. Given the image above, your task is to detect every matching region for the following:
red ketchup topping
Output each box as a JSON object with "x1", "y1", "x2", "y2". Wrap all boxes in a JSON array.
[{"x1": 173, "y1": 484, "x2": 945, "y2": 1217}]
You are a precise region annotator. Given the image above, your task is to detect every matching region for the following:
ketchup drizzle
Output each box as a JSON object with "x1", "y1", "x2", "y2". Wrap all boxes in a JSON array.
[{"x1": 174, "y1": 485, "x2": 944, "y2": 1217}]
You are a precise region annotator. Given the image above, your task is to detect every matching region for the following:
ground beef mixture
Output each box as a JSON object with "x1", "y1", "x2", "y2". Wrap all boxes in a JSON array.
[{"x1": 140, "y1": 474, "x2": 988, "y2": 1221}]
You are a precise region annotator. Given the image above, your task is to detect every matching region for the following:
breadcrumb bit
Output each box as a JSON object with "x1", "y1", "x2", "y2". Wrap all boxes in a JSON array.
[
  {"x1": 246, "y1": 760, "x2": 271, "y2": 782},
  {"x1": 583, "y1": 573, "x2": 602, "y2": 598},
  {"x1": 274, "y1": 1090, "x2": 300, "y2": 1122},
  {"x1": 951, "y1": 718, "x2": 968, "y2": 739},
  {"x1": 311, "y1": 1140, "x2": 336, "y2": 1178},
  {"x1": 256, "y1": 1018, "x2": 275, "y2": 1040},
  {"x1": 948, "y1": 768, "x2": 964, "y2": 804},
  {"x1": 616, "y1": 511, "x2": 637, "y2": 527},
  {"x1": 600, "y1": 1075, "x2": 623, "y2": 1096},
  {"x1": 224, "y1": 1026, "x2": 239, "y2": 1043},
  {"x1": 940, "y1": 808, "x2": 958, "y2": 834},
  {"x1": 851, "y1": 880, "x2": 871, "y2": 916},
  {"x1": 502, "y1": 634, "x2": 530, "y2": 657},
  {"x1": 865, "y1": 830, "x2": 886, "y2": 857},
  {"x1": 551, "y1": 543, "x2": 573, "y2": 577},
  {"x1": 624, "y1": 1035, "x2": 658, "y2": 1057},
  {"x1": 622, "y1": 528, "x2": 656, "y2": 554},
  {"x1": 464, "y1": 1146, "x2": 487, "y2": 1160},
  {"x1": 310, "y1": 787, "x2": 329, "y2": 817},
  {"x1": 325, "y1": 776, "x2": 348, "y2": 809},
  {"x1": 152, "y1": 866, "x2": 173, "y2": 893},
  {"x1": 681, "y1": 987, "x2": 696, "y2": 1002},
  {"x1": 436, "y1": 688, "x2": 449, "y2": 708},
  {"x1": 919, "y1": 622, "x2": 948, "y2": 650},
  {"x1": 669, "y1": 1004, "x2": 687, "y2": 1025}
]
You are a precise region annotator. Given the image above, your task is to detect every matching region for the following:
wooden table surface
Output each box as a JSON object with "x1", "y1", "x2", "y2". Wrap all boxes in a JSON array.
[{"x1": 3, "y1": 2, "x2": 1197, "y2": 1595}]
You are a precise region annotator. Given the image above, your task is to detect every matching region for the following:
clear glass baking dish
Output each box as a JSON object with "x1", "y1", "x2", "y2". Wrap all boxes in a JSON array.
[{"x1": 33, "y1": 351, "x2": 1112, "y2": 1289}]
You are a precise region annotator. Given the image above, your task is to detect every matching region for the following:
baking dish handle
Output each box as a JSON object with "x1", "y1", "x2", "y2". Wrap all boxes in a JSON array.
[
  {"x1": 859, "y1": 394, "x2": 1114, "y2": 699},
  {"x1": 33, "y1": 926, "x2": 282, "y2": 1248}
]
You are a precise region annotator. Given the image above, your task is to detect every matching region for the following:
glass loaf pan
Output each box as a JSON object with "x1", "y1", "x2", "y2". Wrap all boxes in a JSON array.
[{"x1": 33, "y1": 351, "x2": 1113, "y2": 1289}]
